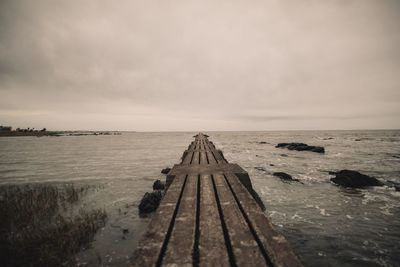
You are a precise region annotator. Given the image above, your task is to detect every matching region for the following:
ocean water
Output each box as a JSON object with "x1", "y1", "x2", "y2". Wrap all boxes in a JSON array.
[{"x1": 0, "y1": 131, "x2": 399, "y2": 266}]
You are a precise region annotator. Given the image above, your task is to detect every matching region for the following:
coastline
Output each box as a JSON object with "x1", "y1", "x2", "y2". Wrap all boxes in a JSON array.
[{"x1": 0, "y1": 131, "x2": 122, "y2": 137}]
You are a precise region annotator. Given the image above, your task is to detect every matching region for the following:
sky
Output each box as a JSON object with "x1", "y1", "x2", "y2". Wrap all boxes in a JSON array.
[{"x1": 0, "y1": 0, "x2": 399, "y2": 131}]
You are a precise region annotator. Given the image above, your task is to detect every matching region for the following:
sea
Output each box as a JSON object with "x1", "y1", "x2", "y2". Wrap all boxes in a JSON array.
[{"x1": 0, "y1": 130, "x2": 399, "y2": 267}]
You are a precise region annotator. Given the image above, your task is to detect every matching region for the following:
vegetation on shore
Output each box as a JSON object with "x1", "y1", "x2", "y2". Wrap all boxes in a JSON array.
[{"x1": 0, "y1": 184, "x2": 107, "y2": 267}]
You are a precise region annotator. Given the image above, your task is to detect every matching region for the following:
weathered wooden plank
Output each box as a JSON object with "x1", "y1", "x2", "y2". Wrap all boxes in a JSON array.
[
  {"x1": 210, "y1": 149, "x2": 226, "y2": 164},
  {"x1": 225, "y1": 173, "x2": 303, "y2": 267},
  {"x1": 208, "y1": 141, "x2": 216, "y2": 149},
  {"x1": 199, "y1": 174, "x2": 230, "y2": 266},
  {"x1": 132, "y1": 133, "x2": 303, "y2": 267},
  {"x1": 200, "y1": 151, "x2": 208, "y2": 165},
  {"x1": 189, "y1": 141, "x2": 195, "y2": 150},
  {"x1": 191, "y1": 151, "x2": 200, "y2": 165},
  {"x1": 213, "y1": 173, "x2": 268, "y2": 267},
  {"x1": 207, "y1": 149, "x2": 220, "y2": 164},
  {"x1": 131, "y1": 174, "x2": 187, "y2": 266},
  {"x1": 203, "y1": 141, "x2": 218, "y2": 165},
  {"x1": 163, "y1": 174, "x2": 198, "y2": 266},
  {"x1": 206, "y1": 151, "x2": 217, "y2": 165},
  {"x1": 183, "y1": 151, "x2": 194, "y2": 165}
]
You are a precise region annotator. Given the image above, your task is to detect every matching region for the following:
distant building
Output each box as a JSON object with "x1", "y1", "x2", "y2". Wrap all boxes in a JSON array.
[{"x1": 0, "y1": 126, "x2": 12, "y2": 132}]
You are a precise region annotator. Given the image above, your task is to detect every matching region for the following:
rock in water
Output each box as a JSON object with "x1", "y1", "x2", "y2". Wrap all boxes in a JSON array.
[
  {"x1": 273, "y1": 172, "x2": 301, "y2": 183},
  {"x1": 153, "y1": 179, "x2": 165, "y2": 190},
  {"x1": 255, "y1": 167, "x2": 267, "y2": 172},
  {"x1": 330, "y1": 170, "x2": 384, "y2": 188},
  {"x1": 138, "y1": 191, "x2": 163, "y2": 214},
  {"x1": 276, "y1": 143, "x2": 325, "y2": 153},
  {"x1": 161, "y1": 167, "x2": 171, "y2": 174}
]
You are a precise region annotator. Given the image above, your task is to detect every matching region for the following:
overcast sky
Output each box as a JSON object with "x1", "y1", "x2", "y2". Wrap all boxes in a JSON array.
[{"x1": 0, "y1": 0, "x2": 399, "y2": 131}]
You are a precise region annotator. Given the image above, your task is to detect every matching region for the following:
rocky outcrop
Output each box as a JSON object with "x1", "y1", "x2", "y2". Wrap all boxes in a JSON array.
[
  {"x1": 138, "y1": 191, "x2": 163, "y2": 214},
  {"x1": 153, "y1": 180, "x2": 165, "y2": 190},
  {"x1": 273, "y1": 172, "x2": 302, "y2": 183},
  {"x1": 276, "y1": 143, "x2": 325, "y2": 153},
  {"x1": 330, "y1": 170, "x2": 384, "y2": 188}
]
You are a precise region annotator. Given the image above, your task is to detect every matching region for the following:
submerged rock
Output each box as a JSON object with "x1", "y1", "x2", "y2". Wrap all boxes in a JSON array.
[
  {"x1": 161, "y1": 167, "x2": 171, "y2": 174},
  {"x1": 255, "y1": 167, "x2": 267, "y2": 172},
  {"x1": 138, "y1": 191, "x2": 163, "y2": 214},
  {"x1": 153, "y1": 180, "x2": 165, "y2": 190},
  {"x1": 276, "y1": 143, "x2": 325, "y2": 154},
  {"x1": 330, "y1": 170, "x2": 384, "y2": 188},
  {"x1": 273, "y1": 172, "x2": 302, "y2": 183}
]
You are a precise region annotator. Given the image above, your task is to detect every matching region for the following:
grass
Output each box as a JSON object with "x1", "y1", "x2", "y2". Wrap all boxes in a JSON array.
[{"x1": 0, "y1": 184, "x2": 107, "y2": 267}]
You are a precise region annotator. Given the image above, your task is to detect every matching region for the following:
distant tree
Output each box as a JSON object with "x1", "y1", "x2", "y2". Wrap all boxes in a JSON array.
[{"x1": 41, "y1": 128, "x2": 47, "y2": 132}]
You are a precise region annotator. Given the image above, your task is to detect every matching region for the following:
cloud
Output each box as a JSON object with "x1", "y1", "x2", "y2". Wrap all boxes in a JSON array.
[{"x1": 0, "y1": 0, "x2": 399, "y2": 130}]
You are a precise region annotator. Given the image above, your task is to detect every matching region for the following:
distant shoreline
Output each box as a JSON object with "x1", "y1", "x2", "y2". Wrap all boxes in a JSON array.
[{"x1": 0, "y1": 131, "x2": 122, "y2": 137}]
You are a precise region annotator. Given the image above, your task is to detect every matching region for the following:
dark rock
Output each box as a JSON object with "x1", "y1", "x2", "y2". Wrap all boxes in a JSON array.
[
  {"x1": 153, "y1": 180, "x2": 165, "y2": 190},
  {"x1": 273, "y1": 172, "x2": 302, "y2": 183},
  {"x1": 138, "y1": 191, "x2": 163, "y2": 214},
  {"x1": 259, "y1": 141, "x2": 269, "y2": 144},
  {"x1": 273, "y1": 172, "x2": 292, "y2": 180},
  {"x1": 330, "y1": 170, "x2": 384, "y2": 188},
  {"x1": 280, "y1": 154, "x2": 288, "y2": 157},
  {"x1": 276, "y1": 142, "x2": 325, "y2": 154},
  {"x1": 161, "y1": 167, "x2": 171, "y2": 174},
  {"x1": 323, "y1": 137, "x2": 334, "y2": 140},
  {"x1": 270, "y1": 164, "x2": 275, "y2": 166},
  {"x1": 122, "y1": 229, "x2": 129, "y2": 234}
]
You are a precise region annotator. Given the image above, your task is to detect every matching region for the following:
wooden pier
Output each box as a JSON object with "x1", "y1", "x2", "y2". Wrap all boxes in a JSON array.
[{"x1": 132, "y1": 133, "x2": 303, "y2": 267}]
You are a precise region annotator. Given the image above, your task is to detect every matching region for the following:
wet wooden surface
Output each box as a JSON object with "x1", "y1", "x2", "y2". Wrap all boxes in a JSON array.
[{"x1": 132, "y1": 133, "x2": 303, "y2": 267}]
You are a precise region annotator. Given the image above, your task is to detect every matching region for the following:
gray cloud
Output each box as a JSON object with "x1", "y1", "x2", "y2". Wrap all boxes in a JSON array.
[{"x1": 1, "y1": 0, "x2": 399, "y2": 131}]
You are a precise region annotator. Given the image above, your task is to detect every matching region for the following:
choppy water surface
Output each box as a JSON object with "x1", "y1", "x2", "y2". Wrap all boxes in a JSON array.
[{"x1": 0, "y1": 131, "x2": 399, "y2": 266}]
